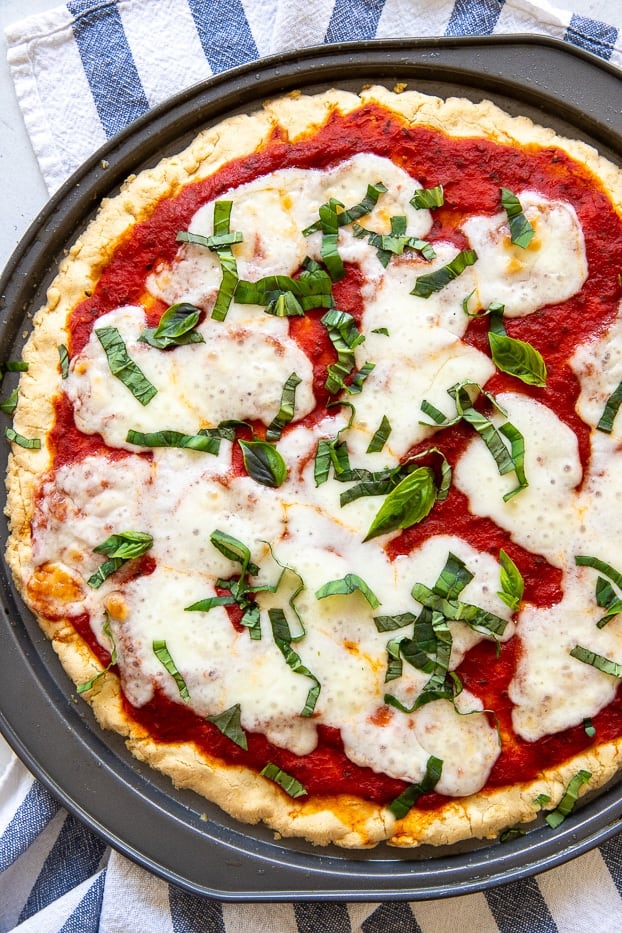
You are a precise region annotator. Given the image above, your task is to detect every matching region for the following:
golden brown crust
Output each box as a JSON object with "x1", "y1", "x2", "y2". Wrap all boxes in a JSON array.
[{"x1": 6, "y1": 84, "x2": 622, "y2": 849}]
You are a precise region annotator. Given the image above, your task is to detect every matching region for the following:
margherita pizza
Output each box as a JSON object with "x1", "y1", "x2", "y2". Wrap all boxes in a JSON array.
[{"x1": 5, "y1": 85, "x2": 622, "y2": 849}]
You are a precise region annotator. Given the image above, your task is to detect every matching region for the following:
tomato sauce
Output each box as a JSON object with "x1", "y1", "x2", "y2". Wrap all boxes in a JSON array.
[{"x1": 58, "y1": 104, "x2": 622, "y2": 808}]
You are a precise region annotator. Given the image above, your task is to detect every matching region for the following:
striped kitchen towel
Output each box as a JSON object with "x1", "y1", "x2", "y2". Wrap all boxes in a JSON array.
[
  {"x1": 5, "y1": 0, "x2": 622, "y2": 192},
  {"x1": 2, "y1": 1, "x2": 622, "y2": 931}
]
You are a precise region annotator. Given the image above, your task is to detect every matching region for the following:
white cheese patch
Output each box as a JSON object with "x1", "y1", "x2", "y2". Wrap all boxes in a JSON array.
[
  {"x1": 453, "y1": 392, "x2": 582, "y2": 567},
  {"x1": 462, "y1": 191, "x2": 588, "y2": 317},
  {"x1": 571, "y1": 305, "x2": 622, "y2": 438},
  {"x1": 64, "y1": 305, "x2": 315, "y2": 449},
  {"x1": 510, "y1": 566, "x2": 621, "y2": 741}
]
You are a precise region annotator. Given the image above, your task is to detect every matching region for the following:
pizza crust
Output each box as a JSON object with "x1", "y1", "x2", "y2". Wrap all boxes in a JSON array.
[{"x1": 6, "y1": 84, "x2": 622, "y2": 849}]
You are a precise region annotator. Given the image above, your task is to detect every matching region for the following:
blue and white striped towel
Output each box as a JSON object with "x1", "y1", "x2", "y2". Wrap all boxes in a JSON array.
[{"x1": 3, "y1": 1, "x2": 622, "y2": 930}]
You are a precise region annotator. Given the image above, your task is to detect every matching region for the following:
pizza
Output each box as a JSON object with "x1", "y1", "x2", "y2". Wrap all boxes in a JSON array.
[{"x1": 5, "y1": 84, "x2": 622, "y2": 850}]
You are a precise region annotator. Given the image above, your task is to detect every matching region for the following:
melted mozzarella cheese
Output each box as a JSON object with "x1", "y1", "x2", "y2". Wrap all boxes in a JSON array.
[
  {"x1": 462, "y1": 191, "x2": 587, "y2": 317},
  {"x1": 65, "y1": 306, "x2": 315, "y2": 449},
  {"x1": 37, "y1": 151, "x2": 619, "y2": 794}
]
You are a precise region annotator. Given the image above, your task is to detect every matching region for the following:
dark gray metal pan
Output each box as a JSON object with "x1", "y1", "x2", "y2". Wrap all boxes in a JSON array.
[{"x1": 1, "y1": 36, "x2": 621, "y2": 901}]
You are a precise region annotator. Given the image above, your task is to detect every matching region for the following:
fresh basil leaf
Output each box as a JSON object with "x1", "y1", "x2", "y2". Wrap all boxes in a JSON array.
[
  {"x1": 93, "y1": 530, "x2": 154, "y2": 560},
  {"x1": 410, "y1": 185, "x2": 444, "y2": 210},
  {"x1": 178, "y1": 202, "x2": 242, "y2": 322},
  {"x1": 0, "y1": 389, "x2": 19, "y2": 416},
  {"x1": 387, "y1": 755, "x2": 443, "y2": 819},
  {"x1": 260, "y1": 762, "x2": 307, "y2": 798},
  {"x1": 76, "y1": 612, "x2": 117, "y2": 694},
  {"x1": 570, "y1": 645, "x2": 622, "y2": 678},
  {"x1": 235, "y1": 266, "x2": 333, "y2": 316},
  {"x1": 153, "y1": 639, "x2": 190, "y2": 702},
  {"x1": 373, "y1": 612, "x2": 417, "y2": 632},
  {"x1": 139, "y1": 302, "x2": 205, "y2": 349},
  {"x1": 58, "y1": 345, "x2": 70, "y2": 378},
  {"x1": 597, "y1": 380, "x2": 622, "y2": 433},
  {"x1": 4, "y1": 426, "x2": 41, "y2": 449},
  {"x1": 366, "y1": 414, "x2": 391, "y2": 453},
  {"x1": 575, "y1": 554, "x2": 622, "y2": 589},
  {"x1": 371, "y1": 327, "x2": 390, "y2": 336},
  {"x1": 315, "y1": 573, "x2": 380, "y2": 609},
  {"x1": 352, "y1": 217, "x2": 435, "y2": 267},
  {"x1": 321, "y1": 308, "x2": 366, "y2": 395},
  {"x1": 303, "y1": 182, "x2": 387, "y2": 234},
  {"x1": 126, "y1": 428, "x2": 221, "y2": 454},
  {"x1": 412, "y1": 582, "x2": 509, "y2": 637},
  {"x1": 584, "y1": 717, "x2": 596, "y2": 738},
  {"x1": 209, "y1": 529, "x2": 259, "y2": 576},
  {"x1": 239, "y1": 439, "x2": 287, "y2": 488},
  {"x1": 576, "y1": 555, "x2": 622, "y2": 628},
  {"x1": 411, "y1": 249, "x2": 477, "y2": 298},
  {"x1": 2, "y1": 360, "x2": 28, "y2": 373},
  {"x1": 206, "y1": 703, "x2": 248, "y2": 750},
  {"x1": 87, "y1": 531, "x2": 153, "y2": 589},
  {"x1": 268, "y1": 608, "x2": 320, "y2": 716},
  {"x1": 498, "y1": 549, "x2": 524, "y2": 611},
  {"x1": 545, "y1": 770, "x2": 591, "y2": 828},
  {"x1": 501, "y1": 187, "x2": 535, "y2": 248},
  {"x1": 364, "y1": 466, "x2": 436, "y2": 542},
  {"x1": 489, "y1": 330, "x2": 547, "y2": 386},
  {"x1": 95, "y1": 326, "x2": 157, "y2": 405},
  {"x1": 266, "y1": 372, "x2": 302, "y2": 442}
]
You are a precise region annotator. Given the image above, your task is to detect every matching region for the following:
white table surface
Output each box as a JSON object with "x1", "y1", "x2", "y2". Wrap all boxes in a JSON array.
[{"x1": 0, "y1": 0, "x2": 621, "y2": 772}]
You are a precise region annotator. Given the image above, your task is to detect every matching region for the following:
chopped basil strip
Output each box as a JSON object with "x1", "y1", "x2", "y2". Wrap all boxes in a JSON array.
[
  {"x1": 371, "y1": 327, "x2": 390, "y2": 336},
  {"x1": 412, "y1": 582, "x2": 509, "y2": 637},
  {"x1": 501, "y1": 187, "x2": 535, "y2": 249},
  {"x1": 239, "y1": 439, "x2": 287, "y2": 488},
  {"x1": 584, "y1": 717, "x2": 596, "y2": 738},
  {"x1": 178, "y1": 202, "x2": 242, "y2": 321},
  {"x1": 126, "y1": 428, "x2": 221, "y2": 454},
  {"x1": 205, "y1": 704, "x2": 248, "y2": 750},
  {"x1": 260, "y1": 762, "x2": 307, "y2": 798},
  {"x1": 303, "y1": 182, "x2": 387, "y2": 234},
  {"x1": 153, "y1": 640, "x2": 190, "y2": 702},
  {"x1": 487, "y1": 308, "x2": 547, "y2": 386},
  {"x1": 87, "y1": 530, "x2": 153, "y2": 589},
  {"x1": 534, "y1": 793, "x2": 551, "y2": 808},
  {"x1": 410, "y1": 184, "x2": 444, "y2": 210},
  {"x1": 364, "y1": 466, "x2": 437, "y2": 542},
  {"x1": 498, "y1": 549, "x2": 524, "y2": 611},
  {"x1": 315, "y1": 573, "x2": 380, "y2": 609},
  {"x1": 373, "y1": 612, "x2": 417, "y2": 633},
  {"x1": 421, "y1": 382, "x2": 527, "y2": 501},
  {"x1": 2, "y1": 360, "x2": 28, "y2": 373},
  {"x1": 383, "y1": 554, "x2": 502, "y2": 712},
  {"x1": 352, "y1": 216, "x2": 435, "y2": 267},
  {"x1": 235, "y1": 265, "x2": 333, "y2": 317},
  {"x1": 268, "y1": 608, "x2": 320, "y2": 716},
  {"x1": 0, "y1": 389, "x2": 18, "y2": 416},
  {"x1": 387, "y1": 755, "x2": 443, "y2": 819},
  {"x1": 545, "y1": 770, "x2": 591, "y2": 828},
  {"x1": 411, "y1": 249, "x2": 477, "y2": 299},
  {"x1": 499, "y1": 827, "x2": 526, "y2": 843},
  {"x1": 321, "y1": 309, "x2": 366, "y2": 395},
  {"x1": 95, "y1": 326, "x2": 157, "y2": 405},
  {"x1": 4, "y1": 426, "x2": 41, "y2": 449},
  {"x1": 139, "y1": 302, "x2": 205, "y2": 349},
  {"x1": 570, "y1": 645, "x2": 622, "y2": 679},
  {"x1": 575, "y1": 555, "x2": 622, "y2": 628},
  {"x1": 186, "y1": 531, "x2": 268, "y2": 640},
  {"x1": 266, "y1": 372, "x2": 301, "y2": 442},
  {"x1": 366, "y1": 414, "x2": 392, "y2": 453},
  {"x1": 58, "y1": 344, "x2": 70, "y2": 378},
  {"x1": 76, "y1": 613, "x2": 117, "y2": 694},
  {"x1": 597, "y1": 379, "x2": 622, "y2": 433}
]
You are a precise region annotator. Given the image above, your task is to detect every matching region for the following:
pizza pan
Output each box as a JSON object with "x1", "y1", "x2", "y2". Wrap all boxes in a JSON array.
[{"x1": 1, "y1": 36, "x2": 622, "y2": 901}]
